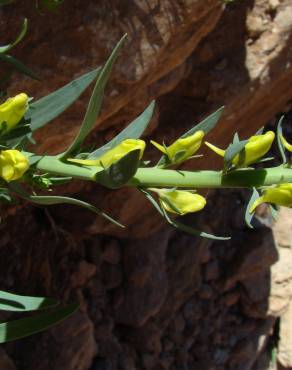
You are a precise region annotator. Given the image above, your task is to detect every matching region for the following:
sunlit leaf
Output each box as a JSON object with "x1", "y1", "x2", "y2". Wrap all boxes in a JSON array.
[
  {"x1": 181, "y1": 106, "x2": 224, "y2": 138},
  {"x1": 88, "y1": 100, "x2": 155, "y2": 159},
  {"x1": 62, "y1": 35, "x2": 127, "y2": 157},
  {"x1": 27, "y1": 68, "x2": 101, "y2": 131},
  {"x1": 0, "y1": 290, "x2": 57, "y2": 312},
  {"x1": 245, "y1": 187, "x2": 259, "y2": 228},
  {"x1": 276, "y1": 116, "x2": 286, "y2": 164}
]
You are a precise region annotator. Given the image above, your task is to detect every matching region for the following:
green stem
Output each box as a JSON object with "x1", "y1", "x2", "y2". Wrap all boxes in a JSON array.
[{"x1": 34, "y1": 155, "x2": 292, "y2": 189}]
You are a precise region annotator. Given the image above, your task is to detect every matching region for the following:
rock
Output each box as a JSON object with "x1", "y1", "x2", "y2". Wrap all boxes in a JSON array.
[
  {"x1": 114, "y1": 229, "x2": 171, "y2": 326},
  {"x1": 223, "y1": 228, "x2": 278, "y2": 290},
  {"x1": 71, "y1": 260, "x2": 96, "y2": 287},
  {"x1": 278, "y1": 300, "x2": 292, "y2": 368},
  {"x1": 101, "y1": 240, "x2": 122, "y2": 265}
]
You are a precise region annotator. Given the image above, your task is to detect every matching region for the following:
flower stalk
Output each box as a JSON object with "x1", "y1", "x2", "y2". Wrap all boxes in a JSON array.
[{"x1": 33, "y1": 154, "x2": 292, "y2": 190}]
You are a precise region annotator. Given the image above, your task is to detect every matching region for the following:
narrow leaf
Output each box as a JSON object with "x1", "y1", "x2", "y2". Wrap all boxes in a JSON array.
[
  {"x1": 88, "y1": 100, "x2": 155, "y2": 159},
  {"x1": 224, "y1": 140, "x2": 248, "y2": 164},
  {"x1": 141, "y1": 189, "x2": 230, "y2": 240},
  {"x1": 276, "y1": 116, "x2": 286, "y2": 164},
  {"x1": 0, "y1": 303, "x2": 78, "y2": 343},
  {"x1": 0, "y1": 290, "x2": 57, "y2": 312},
  {"x1": 181, "y1": 106, "x2": 224, "y2": 138},
  {"x1": 0, "y1": 18, "x2": 28, "y2": 54},
  {"x1": 27, "y1": 68, "x2": 101, "y2": 131},
  {"x1": 62, "y1": 35, "x2": 127, "y2": 157},
  {"x1": 10, "y1": 183, "x2": 125, "y2": 228},
  {"x1": 96, "y1": 149, "x2": 141, "y2": 189},
  {"x1": 245, "y1": 188, "x2": 259, "y2": 228},
  {"x1": 0, "y1": 53, "x2": 39, "y2": 80}
]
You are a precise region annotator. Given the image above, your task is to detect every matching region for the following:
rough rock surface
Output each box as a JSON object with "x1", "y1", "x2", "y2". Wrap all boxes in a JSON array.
[{"x1": 0, "y1": 1, "x2": 292, "y2": 370}]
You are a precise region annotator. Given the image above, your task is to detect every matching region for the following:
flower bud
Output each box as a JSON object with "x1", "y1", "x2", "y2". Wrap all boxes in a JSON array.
[
  {"x1": 205, "y1": 131, "x2": 275, "y2": 167},
  {"x1": 68, "y1": 139, "x2": 146, "y2": 168},
  {"x1": 151, "y1": 130, "x2": 204, "y2": 165},
  {"x1": 0, "y1": 93, "x2": 29, "y2": 131},
  {"x1": 155, "y1": 189, "x2": 206, "y2": 215},
  {"x1": 0, "y1": 150, "x2": 29, "y2": 182},
  {"x1": 249, "y1": 183, "x2": 292, "y2": 213}
]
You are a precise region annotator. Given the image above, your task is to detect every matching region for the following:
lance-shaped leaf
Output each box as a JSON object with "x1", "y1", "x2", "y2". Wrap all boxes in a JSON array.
[
  {"x1": 276, "y1": 116, "x2": 286, "y2": 164},
  {"x1": 96, "y1": 149, "x2": 141, "y2": 189},
  {"x1": 181, "y1": 106, "x2": 224, "y2": 138},
  {"x1": 62, "y1": 35, "x2": 127, "y2": 158},
  {"x1": 157, "y1": 107, "x2": 224, "y2": 166},
  {"x1": 10, "y1": 183, "x2": 124, "y2": 228},
  {"x1": 224, "y1": 140, "x2": 248, "y2": 165},
  {"x1": 0, "y1": 290, "x2": 57, "y2": 312},
  {"x1": 245, "y1": 187, "x2": 259, "y2": 228},
  {"x1": 0, "y1": 18, "x2": 28, "y2": 54},
  {"x1": 88, "y1": 100, "x2": 155, "y2": 159},
  {"x1": 140, "y1": 189, "x2": 230, "y2": 240},
  {"x1": 27, "y1": 68, "x2": 101, "y2": 131},
  {"x1": 0, "y1": 303, "x2": 78, "y2": 343}
]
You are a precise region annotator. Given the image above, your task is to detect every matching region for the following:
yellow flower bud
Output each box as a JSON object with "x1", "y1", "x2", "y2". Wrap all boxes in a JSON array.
[
  {"x1": 0, "y1": 150, "x2": 29, "y2": 182},
  {"x1": 249, "y1": 183, "x2": 292, "y2": 213},
  {"x1": 205, "y1": 131, "x2": 275, "y2": 167},
  {"x1": 68, "y1": 139, "x2": 146, "y2": 168},
  {"x1": 280, "y1": 134, "x2": 292, "y2": 152},
  {"x1": 151, "y1": 130, "x2": 204, "y2": 164},
  {"x1": 156, "y1": 189, "x2": 206, "y2": 215},
  {"x1": 0, "y1": 93, "x2": 29, "y2": 131}
]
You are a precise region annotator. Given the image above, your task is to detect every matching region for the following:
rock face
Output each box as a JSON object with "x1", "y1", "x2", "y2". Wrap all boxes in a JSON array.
[{"x1": 0, "y1": 1, "x2": 292, "y2": 370}]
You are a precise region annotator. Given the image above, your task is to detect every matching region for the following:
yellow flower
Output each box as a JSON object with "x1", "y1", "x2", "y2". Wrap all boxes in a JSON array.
[
  {"x1": 155, "y1": 189, "x2": 206, "y2": 215},
  {"x1": 205, "y1": 131, "x2": 275, "y2": 167},
  {"x1": 249, "y1": 183, "x2": 292, "y2": 213},
  {"x1": 151, "y1": 130, "x2": 204, "y2": 164},
  {"x1": 0, "y1": 150, "x2": 29, "y2": 181},
  {"x1": 280, "y1": 134, "x2": 292, "y2": 152},
  {"x1": 0, "y1": 93, "x2": 29, "y2": 131},
  {"x1": 68, "y1": 139, "x2": 146, "y2": 168}
]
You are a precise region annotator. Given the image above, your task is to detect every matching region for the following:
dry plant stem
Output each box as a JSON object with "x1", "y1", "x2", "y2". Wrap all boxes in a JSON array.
[{"x1": 35, "y1": 154, "x2": 292, "y2": 189}]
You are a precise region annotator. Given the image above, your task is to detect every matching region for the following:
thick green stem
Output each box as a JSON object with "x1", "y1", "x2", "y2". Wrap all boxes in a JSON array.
[{"x1": 34, "y1": 155, "x2": 292, "y2": 189}]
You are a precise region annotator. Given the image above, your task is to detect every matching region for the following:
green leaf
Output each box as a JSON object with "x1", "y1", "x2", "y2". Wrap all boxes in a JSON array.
[
  {"x1": 27, "y1": 68, "x2": 101, "y2": 131},
  {"x1": 0, "y1": 53, "x2": 39, "y2": 80},
  {"x1": 140, "y1": 189, "x2": 230, "y2": 240},
  {"x1": 157, "y1": 107, "x2": 224, "y2": 166},
  {"x1": 30, "y1": 195, "x2": 125, "y2": 228},
  {"x1": 62, "y1": 35, "x2": 127, "y2": 158},
  {"x1": 40, "y1": 0, "x2": 63, "y2": 11},
  {"x1": 224, "y1": 140, "x2": 248, "y2": 164},
  {"x1": 0, "y1": 0, "x2": 15, "y2": 5},
  {"x1": 0, "y1": 18, "x2": 28, "y2": 54},
  {"x1": 276, "y1": 116, "x2": 286, "y2": 164},
  {"x1": 0, "y1": 303, "x2": 78, "y2": 343},
  {"x1": 88, "y1": 100, "x2": 155, "y2": 159},
  {"x1": 96, "y1": 149, "x2": 141, "y2": 189},
  {"x1": 181, "y1": 106, "x2": 224, "y2": 138},
  {"x1": 10, "y1": 182, "x2": 124, "y2": 228},
  {"x1": 0, "y1": 290, "x2": 58, "y2": 312},
  {"x1": 245, "y1": 188, "x2": 259, "y2": 228}
]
